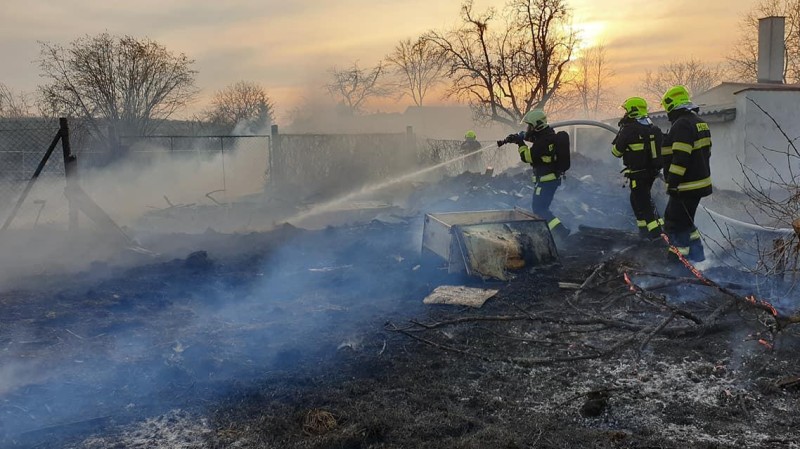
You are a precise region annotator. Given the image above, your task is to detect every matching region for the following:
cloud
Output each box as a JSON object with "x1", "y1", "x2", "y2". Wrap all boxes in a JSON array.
[{"x1": 0, "y1": 0, "x2": 757, "y2": 119}]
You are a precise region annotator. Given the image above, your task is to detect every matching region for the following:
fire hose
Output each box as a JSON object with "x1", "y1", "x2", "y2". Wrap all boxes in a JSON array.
[{"x1": 547, "y1": 120, "x2": 796, "y2": 237}]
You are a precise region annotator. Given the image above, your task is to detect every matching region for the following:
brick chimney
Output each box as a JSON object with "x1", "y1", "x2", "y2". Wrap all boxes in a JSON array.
[{"x1": 758, "y1": 16, "x2": 785, "y2": 84}]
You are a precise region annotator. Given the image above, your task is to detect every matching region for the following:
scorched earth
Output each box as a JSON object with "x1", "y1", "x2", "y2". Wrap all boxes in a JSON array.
[{"x1": 1, "y1": 155, "x2": 799, "y2": 449}]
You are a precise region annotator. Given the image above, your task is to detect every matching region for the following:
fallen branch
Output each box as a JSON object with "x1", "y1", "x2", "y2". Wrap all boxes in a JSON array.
[
  {"x1": 573, "y1": 244, "x2": 636, "y2": 301},
  {"x1": 639, "y1": 312, "x2": 676, "y2": 351},
  {"x1": 509, "y1": 333, "x2": 640, "y2": 366},
  {"x1": 388, "y1": 326, "x2": 493, "y2": 362},
  {"x1": 624, "y1": 273, "x2": 703, "y2": 325}
]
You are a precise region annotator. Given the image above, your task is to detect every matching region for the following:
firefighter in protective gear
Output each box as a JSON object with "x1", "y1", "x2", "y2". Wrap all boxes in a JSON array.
[
  {"x1": 460, "y1": 130, "x2": 483, "y2": 173},
  {"x1": 501, "y1": 109, "x2": 571, "y2": 240},
  {"x1": 660, "y1": 85, "x2": 712, "y2": 262},
  {"x1": 612, "y1": 97, "x2": 664, "y2": 239}
]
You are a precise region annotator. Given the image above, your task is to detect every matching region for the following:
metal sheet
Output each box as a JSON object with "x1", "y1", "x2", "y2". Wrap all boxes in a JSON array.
[{"x1": 455, "y1": 221, "x2": 558, "y2": 280}]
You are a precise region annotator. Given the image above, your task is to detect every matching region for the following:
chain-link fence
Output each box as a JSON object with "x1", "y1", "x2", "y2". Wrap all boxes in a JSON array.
[
  {"x1": 0, "y1": 119, "x2": 66, "y2": 213},
  {"x1": 423, "y1": 138, "x2": 523, "y2": 176},
  {"x1": 269, "y1": 133, "x2": 526, "y2": 202},
  {"x1": 271, "y1": 132, "x2": 414, "y2": 200},
  {"x1": 117, "y1": 135, "x2": 271, "y2": 194}
]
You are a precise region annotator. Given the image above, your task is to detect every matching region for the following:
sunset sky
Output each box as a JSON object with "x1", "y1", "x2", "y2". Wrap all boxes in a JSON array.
[{"x1": 0, "y1": 0, "x2": 756, "y2": 122}]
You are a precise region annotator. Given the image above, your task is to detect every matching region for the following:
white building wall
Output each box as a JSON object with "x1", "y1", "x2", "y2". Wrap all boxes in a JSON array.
[
  {"x1": 739, "y1": 90, "x2": 800, "y2": 192},
  {"x1": 707, "y1": 119, "x2": 742, "y2": 191}
]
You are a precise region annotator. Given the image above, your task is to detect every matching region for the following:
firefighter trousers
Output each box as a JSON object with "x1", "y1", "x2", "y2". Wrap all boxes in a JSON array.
[
  {"x1": 663, "y1": 195, "x2": 704, "y2": 262},
  {"x1": 532, "y1": 179, "x2": 569, "y2": 238},
  {"x1": 628, "y1": 175, "x2": 662, "y2": 238}
]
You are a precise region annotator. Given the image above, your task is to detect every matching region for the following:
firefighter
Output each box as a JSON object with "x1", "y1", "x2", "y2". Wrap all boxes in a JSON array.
[
  {"x1": 660, "y1": 85, "x2": 712, "y2": 262},
  {"x1": 500, "y1": 109, "x2": 571, "y2": 240},
  {"x1": 611, "y1": 97, "x2": 664, "y2": 240},
  {"x1": 460, "y1": 130, "x2": 483, "y2": 173}
]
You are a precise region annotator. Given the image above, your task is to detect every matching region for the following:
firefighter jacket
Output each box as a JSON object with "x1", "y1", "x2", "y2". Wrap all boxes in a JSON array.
[
  {"x1": 460, "y1": 139, "x2": 482, "y2": 153},
  {"x1": 662, "y1": 109, "x2": 712, "y2": 198},
  {"x1": 518, "y1": 127, "x2": 565, "y2": 183},
  {"x1": 611, "y1": 118, "x2": 663, "y2": 177}
]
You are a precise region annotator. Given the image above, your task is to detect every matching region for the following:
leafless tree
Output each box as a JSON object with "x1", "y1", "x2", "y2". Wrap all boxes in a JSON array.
[
  {"x1": 385, "y1": 37, "x2": 449, "y2": 106},
  {"x1": 38, "y1": 33, "x2": 197, "y2": 140},
  {"x1": 325, "y1": 62, "x2": 392, "y2": 114},
  {"x1": 0, "y1": 83, "x2": 32, "y2": 118},
  {"x1": 424, "y1": 0, "x2": 577, "y2": 128},
  {"x1": 727, "y1": 0, "x2": 800, "y2": 83},
  {"x1": 640, "y1": 58, "x2": 725, "y2": 105},
  {"x1": 205, "y1": 81, "x2": 274, "y2": 134},
  {"x1": 571, "y1": 44, "x2": 616, "y2": 119}
]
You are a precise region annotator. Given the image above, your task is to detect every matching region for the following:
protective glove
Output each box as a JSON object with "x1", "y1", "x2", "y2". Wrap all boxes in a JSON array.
[{"x1": 507, "y1": 131, "x2": 526, "y2": 146}]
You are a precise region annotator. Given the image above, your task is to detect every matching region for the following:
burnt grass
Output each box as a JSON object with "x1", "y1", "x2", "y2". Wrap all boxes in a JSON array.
[{"x1": 1, "y1": 157, "x2": 799, "y2": 448}]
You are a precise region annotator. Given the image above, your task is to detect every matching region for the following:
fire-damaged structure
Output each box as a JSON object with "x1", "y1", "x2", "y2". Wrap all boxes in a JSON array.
[{"x1": 422, "y1": 208, "x2": 558, "y2": 280}]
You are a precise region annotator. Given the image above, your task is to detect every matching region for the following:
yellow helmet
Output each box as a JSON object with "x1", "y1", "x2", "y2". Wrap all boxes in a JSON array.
[
  {"x1": 622, "y1": 97, "x2": 648, "y2": 119},
  {"x1": 465, "y1": 130, "x2": 477, "y2": 140},
  {"x1": 661, "y1": 85, "x2": 692, "y2": 113},
  {"x1": 521, "y1": 109, "x2": 548, "y2": 131}
]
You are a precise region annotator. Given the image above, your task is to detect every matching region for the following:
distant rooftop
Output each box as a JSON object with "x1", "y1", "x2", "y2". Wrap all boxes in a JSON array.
[{"x1": 650, "y1": 82, "x2": 800, "y2": 122}]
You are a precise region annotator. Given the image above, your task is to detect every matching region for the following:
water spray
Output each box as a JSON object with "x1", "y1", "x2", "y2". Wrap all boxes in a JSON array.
[{"x1": 283, "y1": 120, "x2": 618, "y2": 226}]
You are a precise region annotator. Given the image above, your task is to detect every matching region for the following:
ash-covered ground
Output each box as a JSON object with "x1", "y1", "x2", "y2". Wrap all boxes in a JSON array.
[{"x1": 1, "y1": 154, "x2": 799, "y2": 448}]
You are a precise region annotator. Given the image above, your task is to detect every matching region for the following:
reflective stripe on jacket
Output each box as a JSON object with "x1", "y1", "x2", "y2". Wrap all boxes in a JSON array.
[
  {"x1": 611, "y1": 120, "x2": 663, "y2": 176},
  {"x1": 519, "y1": 127, "x2": 560, "y2": 182},
  {"x1": 662, "y1": 109, "x2": 712, "y2": 197}
]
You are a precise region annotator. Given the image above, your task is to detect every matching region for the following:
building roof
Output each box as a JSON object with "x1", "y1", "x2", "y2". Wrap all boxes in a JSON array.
[{"x1": 649, "y1": 82, "x2": 800, "y2": 121}]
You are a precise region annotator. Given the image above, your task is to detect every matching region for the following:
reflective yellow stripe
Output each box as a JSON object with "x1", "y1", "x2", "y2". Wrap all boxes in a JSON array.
[
  {"x1": 636, "y1": 220, "x2": 647, "y2": 228},
  {"x1": 672, "y1": 142, "x2": 693, "y2": 153},
  {"x1": 689, "y1": 229, "x2": 701, "y2": 240},
  {"x1": 628, "y1": 143, "x2": 645, "y2": 151},
  {"x1": 670, "y1": 246, "x2": 690, "y2": 256},
  {"x1": 696, "y1": 123, "x2": 709, "y2": 132},
  {"x1": 693, "y1": 137, "x2": 711, "y2": 149},
  {"x1": 669, "y1": 164, "x2": 686, "y2": 176},
  {"x1": 631, "y1": 180, "x2": 637, "y2": 189},
  {"x1": 658, "y1": 218, "x2": 664, "y2": 225},
  {"x1": 678, "y1": 176, "x2": 712, "y2": 191},
  {"x1": 661, "y1": 145, "x2": 673, "y2": 155},
  {"x1": 541, "y1": 155, "x2": 552, "y2": 163},
  {"x1": 611, "y1": 145, "x2": 623, "y2": 157},
  {"x1": 534, "y1": 173, "x2": 558, "y2": 182},
  {"x1": 519, "y1": 146, "x2": 532, "y2": 163},
  {"x1": 535, "y1": 187, "x2": 541, "y2": 195},
  {"x1": 548, "y1": 217, "x2": 561, "y2": 230},
  {"x1": 647, "y1": 220, "x2": 661, "y2": 231}
]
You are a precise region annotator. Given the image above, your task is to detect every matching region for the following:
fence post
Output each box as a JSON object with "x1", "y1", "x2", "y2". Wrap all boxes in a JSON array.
[
  {"x1": 269, "y1": 124, "x2": 279, "y2": 189},
  {"x1": 406, "y1": 125, "x2": 417, "y2": 163},
  {"x1": 60, "y1": 118, "x2": 79, "y2": 230}
]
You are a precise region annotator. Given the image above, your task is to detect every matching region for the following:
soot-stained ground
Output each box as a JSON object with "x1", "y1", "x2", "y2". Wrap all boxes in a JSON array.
[{"x1": 1, "y1": 156, "x2": 799, "y2": 448}]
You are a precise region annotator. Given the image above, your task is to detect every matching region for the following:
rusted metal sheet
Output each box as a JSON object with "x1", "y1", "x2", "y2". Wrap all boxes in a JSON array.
[{"x1": 421, "y1": 208, "x2": 558, "y2": 280}]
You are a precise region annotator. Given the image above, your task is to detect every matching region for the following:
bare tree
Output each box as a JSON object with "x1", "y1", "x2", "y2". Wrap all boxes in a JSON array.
[
  {"x1": 385, "y1": 37, "x2": 448, "y2": 106},
  {"x1": 0, "y1": 83, "x2": 32, "y2": 118},
  {"x1": 640, "y1": 58, "x2": 725, "y2": 105},
  {"x1": 424, "y1": 0, "x2": 577, "y2": 128},
  {"x1": 38, "y1": 33, "x2": 197, "y2": 140},
  {"x1": 728, "y1": 0, "x2": 800, "y2": 83},
  {"x1": 325, "y1": 62, "x2": 391, "y2": 114},
  {"x1": 571, "y1": 44, "x2": 616, "y2": 119},
  {"x1": 205, "y1": 81, "x2": 274, "y2": 134}
]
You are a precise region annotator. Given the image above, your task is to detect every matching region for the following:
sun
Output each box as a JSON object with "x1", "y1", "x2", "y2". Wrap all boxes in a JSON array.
[{"x1": 573, "y1": 20, "x2": 607, "y2": 54}]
